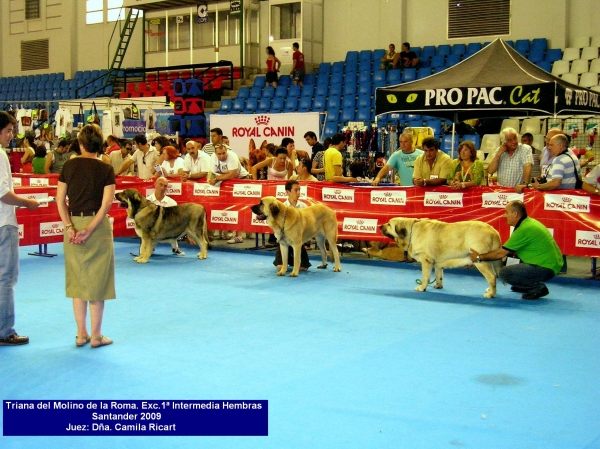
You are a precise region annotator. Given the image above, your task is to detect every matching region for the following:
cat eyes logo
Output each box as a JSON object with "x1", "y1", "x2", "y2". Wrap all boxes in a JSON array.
[
  {"x1": 406, "y1": 93, "x2": 418, "y2": 103},
  {"x1": 386, "y1": 94, "x2": 398, "y2": 104}
]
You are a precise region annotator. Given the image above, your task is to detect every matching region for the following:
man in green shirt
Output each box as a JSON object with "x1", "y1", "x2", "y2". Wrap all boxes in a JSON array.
[{"x1": 469, "y1": 200, "x2": 563, "y2": 300}]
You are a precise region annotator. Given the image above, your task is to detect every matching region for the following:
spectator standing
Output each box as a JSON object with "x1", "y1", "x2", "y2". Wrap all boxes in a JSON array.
[
  {"x1": 532, "y1": 134, "x2": 581, "y2": 191},
  {"x1": 109, "y1": 140, "x2": 134, "y2": 176},
  {"x1": 32, "y1": 145, "x2": 48, "y2": 175},
  {"x1": 447, "y1": 140, "x2": 485, "y2": 189},
  {"x1": 487, "y1": 127, "x2": 533, "y2": 189},
  {"x1": 372, "y1": 132, "x2": 423, "y2": 186},
  {"x1": 181, "y1": 140, "x2": 210, "y2": 182},
  {"x1": 116, "y1": 134, "x2": 157, "y2": 179},
  {"x1": 290, "y1": 42, "x2": 305, "y2": 86},
  {"x1": 265, "y1": 46, "x2": 281, "y2": 87},
  {"x1": 304, "y1": 131, "x2": 324, "y2": 164},
  {"x1": 44, "y1": 139, "x2": 71, "y2": 174},
  {"x1": 323, "y1": 133, "x2": 346, "y2": 181},
  {"x1": 56, "y1": 124, "x2": 116, "y2": 348},
  {"x1": 521, "y1": 132, "x2": 542, "y2": 180},
  {"x1": 106, "y1": 135, "x2": 121, "y2": 154},
  {"x1": 203, "y1": 128, "x2": 228, "y2": 157},
  {"x1": 0, "y1": 112, "x2": 39, "y2": 346}
]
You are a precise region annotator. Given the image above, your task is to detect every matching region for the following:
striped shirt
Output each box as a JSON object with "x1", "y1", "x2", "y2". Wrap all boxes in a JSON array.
[
  {"x1": 547, "y1": 152, "x2": 582, "y2": 189},
  {"x1": 495, "y1": 143, "x2": 533, "y2": 187}
]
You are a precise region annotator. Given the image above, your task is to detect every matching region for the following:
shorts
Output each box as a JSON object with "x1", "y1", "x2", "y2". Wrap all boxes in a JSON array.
[
  {"x1": 292, "y1": 70, "x2": 305, "y2": 83},
  {"x1": 266, "y1": 71, "x2": 278, "y2": 84}
]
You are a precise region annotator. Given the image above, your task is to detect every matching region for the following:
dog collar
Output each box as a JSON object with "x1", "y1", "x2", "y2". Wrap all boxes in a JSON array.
[{"x1": 278, "y1": 208, "x2": 288, "y2": 241}]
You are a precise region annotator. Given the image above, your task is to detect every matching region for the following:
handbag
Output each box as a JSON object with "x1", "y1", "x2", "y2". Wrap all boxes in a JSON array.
[{"x1": 87, "y1": 101, "x2": 100, "y2": 125}]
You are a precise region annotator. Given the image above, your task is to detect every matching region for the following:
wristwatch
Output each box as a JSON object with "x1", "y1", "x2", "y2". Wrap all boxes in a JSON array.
[
  {"x1": 595, "y1": 188, "x2": 599, "y2": 195},
  {"x1": 461, "y1": 182, "x2": 465, "y2": 189},
  {"x1": 475, "y1": 255, "x2": 481, "y2": 263},
  {"x1": 527, "y1": 183, "x2": 533, "y2": 188}
]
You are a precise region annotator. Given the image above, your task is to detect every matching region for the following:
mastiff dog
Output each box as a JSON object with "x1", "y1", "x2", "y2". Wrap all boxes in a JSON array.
[
  {"x1": 380, "y1": 217, "x2": 502, "y2": 298},
  {"x1": 115, "y1": 188, "x2": 209, "y2": 263},
  {"x1": 251, "y1": 196, "x2": 341, "y2": 276}
]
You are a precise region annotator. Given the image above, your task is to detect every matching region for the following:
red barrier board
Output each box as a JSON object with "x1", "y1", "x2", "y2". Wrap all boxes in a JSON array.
[{"x1": 13, "y1": 175, "x2": 600, "y2": 257}]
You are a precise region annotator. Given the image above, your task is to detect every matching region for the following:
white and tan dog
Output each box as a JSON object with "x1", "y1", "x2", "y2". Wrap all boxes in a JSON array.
[{"x1": 380, "y1": 217, "x2": 502, "y2": 298}]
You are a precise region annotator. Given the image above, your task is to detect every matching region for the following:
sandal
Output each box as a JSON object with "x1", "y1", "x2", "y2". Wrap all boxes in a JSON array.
[
  {"x1": 90, "y1": 335, "x2": 113, "y2": 349},
  {"x1": 76, "y1": 335, "x2": 91, "y2": 347},
  {"x1": 227, "y1": 237, "x2": 244, "y2": 244}
]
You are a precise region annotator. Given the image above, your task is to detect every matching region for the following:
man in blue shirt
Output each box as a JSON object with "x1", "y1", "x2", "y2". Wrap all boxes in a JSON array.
[{"x1": 372, "y1": 132, "x2": 423, "y2": 186}]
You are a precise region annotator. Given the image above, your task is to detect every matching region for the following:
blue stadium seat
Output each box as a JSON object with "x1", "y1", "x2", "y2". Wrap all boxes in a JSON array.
[
  {"x1": 430, "y1": 55, "x2": 446, "y2": 69},
  {"x1": 342, "y1": 95, "x2": 356, "y2": 108},
  {"x1": 356, "y1": 107, "x2": 372, "y2": 122},
  {"x1": 544, "y1": 49, "x2": 562, "y2": 63},
  {"x1": 357, "y1": 60, "x2": 371, "y2": 73},
  {"x1": 274, "y1": 85, "x2": 287, "y2": 98},
  {"x1": 312, "y1": 95, "x2": 326, "y2": 112},
  {"x1": 372, "y1": 49, "x2": 386, "y2": 62},
  {"x1": 359, "y1": 49, "x2": 372, "y2": 63},
  {"x1": 436, "y1": 45, "x2": 451, "y2": 57},
  {"x1": 441, "y1": 134, "x2": 460, "y2": 154},
  {"x1": 411, "y1": 47, "x2": 422, "y2": 57},
  {"x1": 528, "y1": 47, "x2": 545, "y2": 63},
  {"x1": 373, "y1": 79, "x2": 386, "y2": 90},
  {"x1": 315, "y1": 83, "x2": 328, "y2": 97},
  {"x1": 244, "y1": 97, "x2": 258, "y2": 113},
  {"x1": 358, "y1": 81, "x2": 371, "y2": 95},
  {"x1": 536, "y1": 60, "x2": 551, "y2": 72},
  {"x1": 504, "y1": 40, "x2": 514, "y2": 48},
  {"x1": 386, "y1": 69, "x2": 401, "y2": 84},
  {"x1": 446, "y1": 54, "x2": 461, "y2": 67},
  {"x1": 301, "y1": 84, "x2": 314, "y2": 98},
  {"x1": 358, "y1": 71, "x2": 371, "y2": 84},
  {"x1": 408, "y1": 119, "x2": 423, "y2": 128},
  {"x1": 357, "y1": 93, "x2": 371, "y2": 108},
  {"x1": 531, "y1": 38, "x2": 547, "y2": 53},
  {"x1": 237, "y1": 86, "x2": 250, "y2": 98},
  {"x1": 253, "y1": 76, "x2": 266, "y2": 87},
  {"x1": 325, "y1": 108, "x2": 339, "y2": 123},
  {"x1": 345, "y1": 51, "x2": 359, "y2": 64},
  {"x1": 262, "y1": 85, "x2": 275, "y2": 98},
  {"x1": 465, "y1": 42, "x2": 482, "y2": 57},
  {"x1": 257, "y1": 97, "x2": 271, "y2": 113},
  {"x1": 249, "y1": 86, "x2": 262, "y2": 98},
  {"x1": 323, "y1": 121, "x2": 339, "y2": 137},
  {"x1": 327, "y1": 95, "x2": 341, "y2": 110},
  {"x1": 343, "y1": 83, "x2": 356, "y2": 96},
  {"x1": 425, "y1": 119, "x2": 442, "y2": 137},
  {"x1": 278, "y1": 75, "x2": 291, "y2": 86},
  {"x1": 316, "y1": 73, "x2": 329, "y2": 86},
  {"x1": 304, "y1": 73, "x2": 316, "y2": 85},
  {"x1": 344, "y1": 59, "x2": 358, "y2": 73},
  {"x1": 451, "y1": 44, "x2": 466, "y2": 56},
  {"x1": 288, "y1": 84, "x2": 301, "y2": 97},
  {"x1": 417, "y1": 67, "x2": 432, "y2": 79},
  {"x1": 373, "y1": 70, "x2": 386, "y2": 83},
  {"x1": 462, "y1": 134, "x2": 481, "y2": 149},
  {"x1": 340, "y1": 107, "x2": 355, "y2": 122},
  {"x1": 331, "y1": 61, "x2": 345, "y2": 74},
  {"x1": 515, "y1": 39, "x2": 530, "y2": 55},
  {"x1": 218, "y1": 98, "x2": 233, "y2": 114},
  {"x1": 232, "y1": 98, "x2": 245, "y2": 112},
  {"x1": 344, "y1": 71, "x2": 357, "y2": 84},
  {"x1": 298, "y1": 96, "x2": 311, "y2": 113},
  {"x1": 331, "y1": 72, "x2": 343, "y2": 85},
  {"x1": 329, "y1": 83, "x2": 342, "y2": 97},
  {"x1": 284, "y1": 96, "x2": 298, "y2": 112},
  {"x1": 270, "y1": 96, "x2": 284, "y2": 113},
  {"x1": 318, "y1": 63, "x2": 331, "y2": 76},
  {"x1": 421, "y1": 45, "x2": 436, "y2": 60},
  {"x1": 103, "y1": 85, "x2": 113, "y2": 97},
  {"x1": 401, "y1": 68, "x2": 416, "y2": 83}
]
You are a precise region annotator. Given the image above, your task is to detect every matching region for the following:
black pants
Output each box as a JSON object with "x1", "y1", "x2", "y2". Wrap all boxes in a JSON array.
[{"x1": 273, "y1": 245, "x2": 311, "y2": 269}]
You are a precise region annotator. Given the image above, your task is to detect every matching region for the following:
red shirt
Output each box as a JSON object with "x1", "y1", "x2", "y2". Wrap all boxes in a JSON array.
[
  {"x1": 292, "y1": 50, "x2": 305, "y2": 71},
  {"x1": 107, "y1": 143, "x2": 121, "y2": 154}
]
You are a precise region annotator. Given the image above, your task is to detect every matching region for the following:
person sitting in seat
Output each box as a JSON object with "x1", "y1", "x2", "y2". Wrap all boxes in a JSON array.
[
  {"x1": 380, "y1": 44, "x2": 400, "y2": 70},
  {"x1": 400, "y1": 42, "x2": 420, "y2": 68}
]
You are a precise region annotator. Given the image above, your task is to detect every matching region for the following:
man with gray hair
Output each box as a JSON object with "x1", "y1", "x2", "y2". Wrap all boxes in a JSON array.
[
  {"x1": 487, "y1": 127, "x2": 533, "y2": 188},
  {"x1": 532, "y1": 133, "x2": 582, "y2": 191}
]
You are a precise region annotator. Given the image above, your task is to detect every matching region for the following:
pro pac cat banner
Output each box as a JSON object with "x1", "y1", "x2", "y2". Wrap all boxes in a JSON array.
[{"x1": 210, "y1": 113, "x2": 320, "y2": 158}]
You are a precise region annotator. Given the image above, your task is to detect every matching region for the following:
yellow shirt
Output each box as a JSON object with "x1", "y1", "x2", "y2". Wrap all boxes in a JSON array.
[
  {"x1": 324, "y1": 148, "x2": 342, "y2": 181},
  {"x1": 412, "y1": 151, "x2": 452, "y2": 182}
]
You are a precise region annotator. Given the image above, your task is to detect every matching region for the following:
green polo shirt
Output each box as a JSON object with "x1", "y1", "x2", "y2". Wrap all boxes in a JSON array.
[{"x1": 503, "y1": 217, "x2": 563, "y2": 274}]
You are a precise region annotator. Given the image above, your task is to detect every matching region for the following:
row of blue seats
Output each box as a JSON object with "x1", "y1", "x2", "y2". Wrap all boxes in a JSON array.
[
  {"x1": 0, "y1": 72, "x2": 65, "y2": 86},
  {"x1": 0, "y1": 77, "x2": 107, "y2": 93},
  {"x1": 0, "y1": 85, "x2": 113, "y2": 102}
]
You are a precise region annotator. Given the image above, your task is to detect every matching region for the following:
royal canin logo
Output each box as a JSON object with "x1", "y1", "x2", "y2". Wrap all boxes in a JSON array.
[
  {"x1": 334, "y1": 190, "x2": 341, "y2": 194},
  {"x1": 52, "y1": 223, "x2": 59, "y2": 228},
  {"x1": 562, "y1": 197, "x2": 572, "y2": 202},
  {"x1": 594, "y1": 234, "x2": 600, "y2": 239},
  {"x1": 499, "y1": 194, "x2": 507, "y2": 200},
  {"x1": 255, "y1": 115, "x2": 270, "y2": 125},
  {"x1": 384, "y1": 192, "x2": 392, "y2": 197},
  {"x1": 221, "y1": 212, "x2": 228, "y2": 216},
  {"x1": 439, "y1": 195, "x2": 447, "y2": 199},
  {"x1": 357, "y1": 220, "x2": 364, "y2": 224},
  {"x1": 244, "y1": 185, "x2": 251, "y2": 190}
]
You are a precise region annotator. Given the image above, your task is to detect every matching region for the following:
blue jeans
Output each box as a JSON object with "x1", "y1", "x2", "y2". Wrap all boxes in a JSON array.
[
  {"x1": 499, "y1": 263, "x2": 555, "y2": 294},
  {"x1": 0, "y1": 225, "x2": 19, "y2": 338}
]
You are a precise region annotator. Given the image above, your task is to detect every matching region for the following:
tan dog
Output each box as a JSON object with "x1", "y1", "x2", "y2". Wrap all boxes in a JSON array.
[
  {"x1": 362, "y1": 241, "x2": 409, "y2": 261},
  {"x1": 380, "y1": 217, "x2": 502, "y2": 298},
  {"x1": 251, "y1": 196, "x2": 341, "y2": 276},
  {"x1": 116, "y1": 188, "x2": 209, "y2": 263}
]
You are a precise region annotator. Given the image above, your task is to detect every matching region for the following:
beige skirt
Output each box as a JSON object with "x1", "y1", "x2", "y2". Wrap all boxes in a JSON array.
[{"x1": 64, "y1": 215, "x2": 116, "y2": 301}]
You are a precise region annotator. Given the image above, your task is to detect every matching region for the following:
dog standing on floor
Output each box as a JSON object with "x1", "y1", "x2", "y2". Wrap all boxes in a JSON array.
[
  {"x1": 251, "y1": 196, "x2": 341, "y2": 276},
  {"x1": 380, "y1": 217, "x2": 502, "y2": 298},
  {"x1": 115, "y1": 188, "x2": 209, "y2": 263}
]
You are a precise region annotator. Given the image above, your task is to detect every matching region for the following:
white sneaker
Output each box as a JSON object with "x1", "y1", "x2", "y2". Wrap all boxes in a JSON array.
[{"x1": 172, "y1": 248, "x2": 186, "y2": 256}]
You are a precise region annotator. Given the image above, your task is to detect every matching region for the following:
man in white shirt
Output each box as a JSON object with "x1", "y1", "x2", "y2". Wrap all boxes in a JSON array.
[
  {"x1": 146, "y1": 177, "x2": 184, "y2": 256},
  {"x1": 109, "y1": 140, "x2": 134, "y2": 175},
  {"x1": 208, "y1": 144, "x2": 249, "y2": 244},
  {"x1": 116, "y1": 134, "x2": 157, "y2": 179},
  {"x1": 181, "y1": 140, "x2": 210, "y2": 182}
]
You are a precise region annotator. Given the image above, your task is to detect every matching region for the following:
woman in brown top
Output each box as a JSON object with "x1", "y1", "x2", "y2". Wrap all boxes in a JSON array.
[{"x1": 56, "y1": 124, "x2": 116, "y2": 349}]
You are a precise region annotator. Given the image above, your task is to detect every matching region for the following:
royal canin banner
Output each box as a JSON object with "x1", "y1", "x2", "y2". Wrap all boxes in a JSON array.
[
  {"x1": 13, "y1": 176, "x2": 600, "y2": 257},
  {"x1": 209, "y1": 112, "x2": 320, "y2": 159}
]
